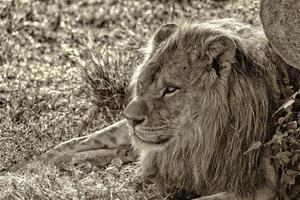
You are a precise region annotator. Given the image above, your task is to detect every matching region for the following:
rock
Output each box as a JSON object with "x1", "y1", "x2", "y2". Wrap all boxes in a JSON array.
[{"x1": 260, "y1": 0, "x2": 300, "y2": 69}]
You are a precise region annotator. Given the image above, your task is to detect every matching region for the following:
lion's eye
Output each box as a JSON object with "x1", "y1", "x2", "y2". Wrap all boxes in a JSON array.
[{"x1": 163, "y1": 86, "x2": 179, "y2": 97}]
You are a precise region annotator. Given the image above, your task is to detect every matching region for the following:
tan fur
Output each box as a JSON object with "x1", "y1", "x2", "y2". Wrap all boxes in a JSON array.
[{"x1": 125, "y1": 19, "x2": 300, "y2": 199}]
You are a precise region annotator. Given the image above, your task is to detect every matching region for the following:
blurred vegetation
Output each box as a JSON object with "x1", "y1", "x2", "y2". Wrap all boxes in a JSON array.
[
  {"x1": 0, "y1": 0, "x2": 298, "y2": 199},
  {"x1": 269, "y1": 92, "x2": 300, "y2": 200}
]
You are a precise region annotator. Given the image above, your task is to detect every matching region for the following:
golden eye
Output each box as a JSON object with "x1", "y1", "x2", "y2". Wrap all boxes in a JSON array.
[{"x1": 163, "y1": 86, "x2": 179, "y2": 96}]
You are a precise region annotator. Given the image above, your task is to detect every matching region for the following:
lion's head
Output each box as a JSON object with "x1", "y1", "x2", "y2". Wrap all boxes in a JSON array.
[{"x1": 124, "y1": 19, "x2": 285, "y2": 198}]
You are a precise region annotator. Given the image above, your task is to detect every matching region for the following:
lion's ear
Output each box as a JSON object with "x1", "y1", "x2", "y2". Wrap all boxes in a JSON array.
[
  {"x1": 153, "y1": 23, "x2": 178, "y2": 44},
  {"x1": 204, "y1": 35, "x2": 236, "y2": 66}
]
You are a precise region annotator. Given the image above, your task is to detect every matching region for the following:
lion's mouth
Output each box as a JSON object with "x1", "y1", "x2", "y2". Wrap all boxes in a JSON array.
[{"x1": 133, "y1": 129, "x2": 172, "y2": 145}]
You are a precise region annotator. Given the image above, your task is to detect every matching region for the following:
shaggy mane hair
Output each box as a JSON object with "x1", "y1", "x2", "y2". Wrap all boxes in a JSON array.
[{"x1": 133, "y1": 19, "x2": 300, "y2": 198}]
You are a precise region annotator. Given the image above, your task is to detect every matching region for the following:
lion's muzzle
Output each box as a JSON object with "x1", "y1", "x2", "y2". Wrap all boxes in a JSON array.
[{"x1": 124, "y1": 97, "x2": 148, "y2": 128}]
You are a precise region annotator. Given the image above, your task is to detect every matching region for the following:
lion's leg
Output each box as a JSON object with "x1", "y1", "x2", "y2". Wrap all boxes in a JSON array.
[
  {"x1": 11, "y1": 119, "x2": 137, "y2": 172},
  {"x1": 70, "y1": 120, "x2": 138, "y2": 171}
]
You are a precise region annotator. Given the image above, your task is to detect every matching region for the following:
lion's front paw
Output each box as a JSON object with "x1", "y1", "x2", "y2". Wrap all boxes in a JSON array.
[{"x1": 72, "y1": 147, "x2": 137, "y2": 173}]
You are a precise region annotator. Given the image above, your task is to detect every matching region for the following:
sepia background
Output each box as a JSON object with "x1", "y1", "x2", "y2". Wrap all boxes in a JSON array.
[{"x1": 1, "y1": 0, "x2": 297, "y2": 199}]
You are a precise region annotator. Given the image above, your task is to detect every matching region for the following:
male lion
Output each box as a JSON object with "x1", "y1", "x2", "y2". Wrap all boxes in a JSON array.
[
  {"x1": 123, "y1": 18, "x2": 299, "y2": 199},
  {"x1": 16, "y1": 19, "x2": 300, "y2": 199},
  {"x1": 123, "y1": 18, "x2": 288, "y2": 200}
]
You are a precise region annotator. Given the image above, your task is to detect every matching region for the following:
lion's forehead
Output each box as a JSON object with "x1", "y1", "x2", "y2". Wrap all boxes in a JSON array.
[
  {"x1": 137, "y1": 49, "x2": 191, "y2": 94},
  {"x1": 133, "y1": 20, "x2": 248, "y2": 94}
]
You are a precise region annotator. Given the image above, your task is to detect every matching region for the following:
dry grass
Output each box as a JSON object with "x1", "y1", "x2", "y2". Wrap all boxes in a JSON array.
[
  {"x1": 0, "y1": 0, "x2": 275, "y2": 199},
  {"x1": 0, "y1": 162, "x2": 165, "y2": 200}
]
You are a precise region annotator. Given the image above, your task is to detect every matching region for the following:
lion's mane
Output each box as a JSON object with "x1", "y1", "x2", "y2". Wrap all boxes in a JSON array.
[{"x1": 134, "y1": 19, "x2": 300, "y2": 198}]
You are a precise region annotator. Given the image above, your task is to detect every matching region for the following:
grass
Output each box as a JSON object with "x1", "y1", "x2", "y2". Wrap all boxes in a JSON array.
[
  {"x1": 0, "y1": 0, "x2": 270, "y2": 199},
  {"x1": 0, "y1": 162, "x2": 165, "y2": 200}
]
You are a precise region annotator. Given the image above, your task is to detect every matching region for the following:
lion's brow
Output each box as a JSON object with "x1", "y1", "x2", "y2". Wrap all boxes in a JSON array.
[{"x1": 132, "y1": 64, "x2": 161, "y2": 96}]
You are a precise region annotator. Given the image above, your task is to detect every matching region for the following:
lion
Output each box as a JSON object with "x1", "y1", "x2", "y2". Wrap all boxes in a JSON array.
[
  {"x1": 123, "y1": 18, "x2": 300, "y2": 199},
  {"x1": 13, "y1": 19, "x2": 300, "y2": 199}
]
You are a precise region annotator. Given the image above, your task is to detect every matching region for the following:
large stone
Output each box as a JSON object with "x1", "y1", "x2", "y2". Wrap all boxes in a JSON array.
[{"x1": 260, "y1": 0, "x2": 300, "y2": 69}]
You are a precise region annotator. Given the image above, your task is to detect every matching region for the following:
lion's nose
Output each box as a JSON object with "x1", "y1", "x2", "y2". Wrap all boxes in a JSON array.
[
  {"x1": 124, "y1": 98, "x2": 148, "y2": 127},
  {"x1": 126, "y1": 116, "x2": 145, "y2": 127}
]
